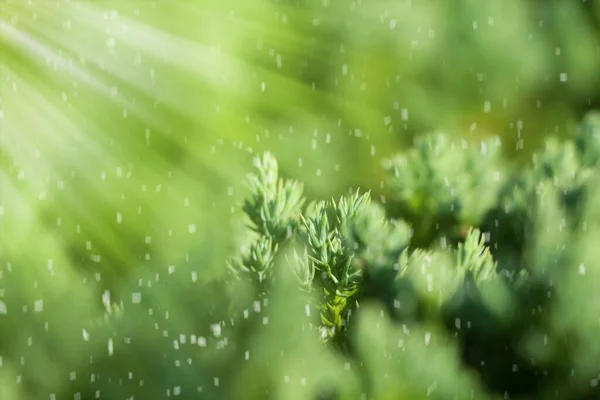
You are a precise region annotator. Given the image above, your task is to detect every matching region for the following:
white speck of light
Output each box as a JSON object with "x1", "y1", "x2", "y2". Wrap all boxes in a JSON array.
[
  {"x1": 132, "y1": 292, "x2": 141, "y2": 304},
  {"x1": 427, "y1": 381, "x2": 438, "y2": 396},
  {"x1": 425, "y1": 332, "x2": 431, "y2": 345},
  {"x1": 0, "y1": 300, "x2": 6, "y2": 314},
  {"x1": 389, "y1": 19, "x2": 397, "y2": 29},
  {"x1": 401, "y1": 109, "x2": 409, "y2": 121},
  {"x1": 473, "y1": 21, "x2": 478, "y2": 30},
  {"x1": 555, "y1": 47, "x2": 561, "y2": 56},
  {"x1": 191, "y1": 271, "x2": 197, "y2": 282},
  {"x1": 484, "y1": 101, "x2": 491, "y2": 113},
  {"x1": 261, "y1": 82, "x2": 266, "y2": 92},
  {"x1": 560, "y1": 73, "x2": 568, "y2": 82},
  {"x1": 82, "y1": 329, "x2": 90, "y2": 341},
  {"x1": 198, "y1": 337, "x2": 207, "y2": 347},
  {"x1": 245, "y1": 351, "x2": 250, "y2": 360},
  {"x1": 102, "y1": 290, "x2": 111, "y2": 308},
  {"x1": 305, "y1": 304, "x2": 311, "y2": 317},
  {"x1": 579, "y1": 264, "x2": 586, "y2": 275},
  {"x1": 211, "y1": 324, "x2": 222, "y2": 337},
  {"x1": 188, "y1": 224, "x2": 196, "y2": 233},
  {"x1": 108, "y1": 338, "x2": 114, "y2": 356},
  {"x1": 116, "y1": 212, "x2": 122, "y2": 224},
  {"x1": 34, "y1": 300, "x2": 43, "y2": 313}
]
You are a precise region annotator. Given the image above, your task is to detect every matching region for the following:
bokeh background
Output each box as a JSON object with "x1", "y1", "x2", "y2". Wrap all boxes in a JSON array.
[{"x1": 2, "y1": 1, "x2": 600, "y2": 399}]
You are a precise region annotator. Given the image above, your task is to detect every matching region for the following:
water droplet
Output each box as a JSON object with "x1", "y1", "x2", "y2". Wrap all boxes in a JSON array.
[
  {"x1": 401, "y1": 109, "x2": 409, "y2": 121},
  {"x1": 484, "y1": 101, "x2": 491, "y2": 113},
  {"x1": 132, "y1": 292, "x2": 141, "y2": 304}
]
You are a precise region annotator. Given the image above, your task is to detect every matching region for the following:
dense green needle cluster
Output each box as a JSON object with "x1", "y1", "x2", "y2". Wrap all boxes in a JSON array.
[
  {"x1": 383, "y1": 133, "x2": 504, "y2": 232},
  {"x1": 229, "y1": 146, "x2": 512, "y2": 348}
]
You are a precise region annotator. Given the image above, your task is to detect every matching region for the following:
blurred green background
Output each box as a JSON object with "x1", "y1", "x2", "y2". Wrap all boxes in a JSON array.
[{"x1": 2, "y1": 0, "x2": 600, "y2": 399}]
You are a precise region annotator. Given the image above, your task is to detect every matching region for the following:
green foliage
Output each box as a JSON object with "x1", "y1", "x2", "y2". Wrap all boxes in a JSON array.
[
  {"x1": 384, "y1": 133, "x2": 504, "y2": 245},
  {"x1": 5, "y1": 112, "x2": 600, "y2": 399},
  {"x1": 243, "y1": 152, "x2": 305, "y2": 241},
  {"x1": 4, "y1": 2, "x2": 600, "y2": 400}
]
